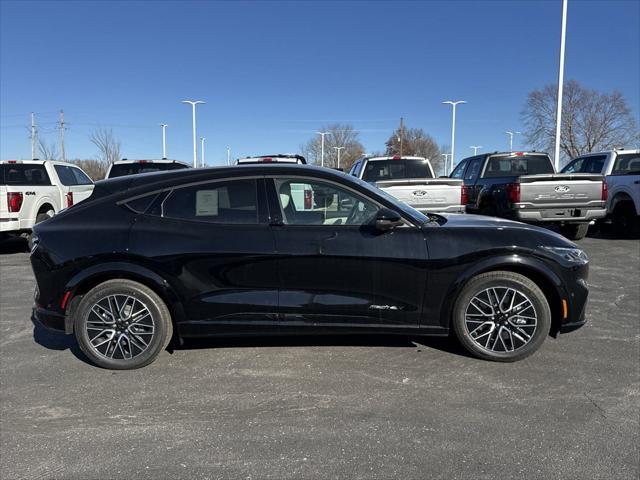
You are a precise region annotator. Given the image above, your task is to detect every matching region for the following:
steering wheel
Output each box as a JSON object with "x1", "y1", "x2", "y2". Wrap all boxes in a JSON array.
[{"x1": 345, "y1": 200, "x2": 376, "y2": 226}]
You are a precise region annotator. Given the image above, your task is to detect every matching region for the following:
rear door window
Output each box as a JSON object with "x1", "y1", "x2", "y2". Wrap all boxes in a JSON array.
[
  {"x1": 450, "y1": 159, "x2": 468, "y2": 179},
  {"x1": 562, "y1": 156, "x2": 606, "y2": 174},
  {"x1": 161, "y1": 179, "x2": 258, "y2": 224},
  {"x1": 464, "y1": 158, "x2": 483, "y2": 181},
  {"x1": 54, "y1": 165, "x2": 77, "y2": 185},
  {"x1": 1, "y1": 164, "x2": 51, "y2": 185},
  {"x1": 611, "y1": 153, "x2": 640, "y2": 175}
]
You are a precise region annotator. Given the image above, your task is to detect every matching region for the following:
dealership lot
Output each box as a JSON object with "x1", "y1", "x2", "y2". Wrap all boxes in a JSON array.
[{"x1": 0, "y1": 234, "x2": 638, "y2": 480}]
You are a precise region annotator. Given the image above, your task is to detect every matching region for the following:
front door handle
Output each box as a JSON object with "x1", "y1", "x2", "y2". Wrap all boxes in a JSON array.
[{"x1": 317, "y1": 231, "x2": 338, "y2": 254}]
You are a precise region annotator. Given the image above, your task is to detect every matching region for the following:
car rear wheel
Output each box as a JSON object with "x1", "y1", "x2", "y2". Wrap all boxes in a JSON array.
[
  {"x1": 74, "y1": 279, "x2": 173, "y2": 369},
  {"x1": 452, "y1": 271, "x2": 551, "y2": 362},
  {"x1": 559, "y1": 223, "x2": 589, "y2": 240},
  {"x1": 612, "y1": 201, "x2": 639, "y2": 237}
]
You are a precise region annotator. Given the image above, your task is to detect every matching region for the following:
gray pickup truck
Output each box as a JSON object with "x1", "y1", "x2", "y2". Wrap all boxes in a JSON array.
[
  {"x1": 349, "y1": 156, "x2": 464, "y2": 214},
  {"x1": 451, "y1": 151, "x2": 607, "y2": 240}
]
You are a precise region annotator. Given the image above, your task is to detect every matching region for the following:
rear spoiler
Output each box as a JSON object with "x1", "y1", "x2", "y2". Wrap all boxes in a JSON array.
[
  {"x1": 374, "y1": 178, "x2": 464, "y2": 188},
  {"x1": 518, "y1": 173, "x2": 604, "y2": 183}
]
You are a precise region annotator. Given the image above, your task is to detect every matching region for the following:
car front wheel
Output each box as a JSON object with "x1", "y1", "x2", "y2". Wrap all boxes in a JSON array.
[
  {"x1": 452, "y1": 271, "x2": 551, "y2": 362},
  {"x1": 74, "y1": 279, "x2": 173, "y2": 369}
]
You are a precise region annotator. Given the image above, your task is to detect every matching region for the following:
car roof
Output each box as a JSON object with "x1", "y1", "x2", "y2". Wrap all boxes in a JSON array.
[
  {"x1": 364, "y1": 156, "x2": 427, "y2": 161},
  {"x1": 0, "y1": 159, "x2": 82, "y2": 166},
  {"x1": 112, "y1": 159, "x2": 188, "y2": 165}
]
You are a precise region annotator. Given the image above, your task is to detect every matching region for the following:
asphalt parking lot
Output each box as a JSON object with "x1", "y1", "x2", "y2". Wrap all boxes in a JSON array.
[{"x1": 1, "y1": 233, "x2": 638, "y2": 480}]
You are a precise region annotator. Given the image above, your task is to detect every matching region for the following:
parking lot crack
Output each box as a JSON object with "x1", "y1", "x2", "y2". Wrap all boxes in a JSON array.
[{"x1": 583, "y1": 392, "x2": 607, "y2": 418}]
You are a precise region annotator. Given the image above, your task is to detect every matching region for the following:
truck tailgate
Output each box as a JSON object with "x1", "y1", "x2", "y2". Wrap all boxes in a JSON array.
[
  {"x1": 519, "y1": 173, "x2": 604, "y2": 208},
  {"x1": 375, "y1": 178, "x2": 463, "y2": 210}
]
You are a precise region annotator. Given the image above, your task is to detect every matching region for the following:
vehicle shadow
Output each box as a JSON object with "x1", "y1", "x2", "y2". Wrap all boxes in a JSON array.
[
  {"x1": 0, "y1": 237, "x2": 29, "y2": 254},
  {"x1": 30, "y1": 314, "x2": 92, "y2": 365}
]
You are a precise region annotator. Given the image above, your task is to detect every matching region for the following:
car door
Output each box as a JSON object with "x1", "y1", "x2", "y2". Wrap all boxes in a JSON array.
[
  {"x1": 266, "y1": 175, "x2": 428, "y2": 331},
  {"x1": 127, "y1": 177, "x2": 280, "y2": 336}
]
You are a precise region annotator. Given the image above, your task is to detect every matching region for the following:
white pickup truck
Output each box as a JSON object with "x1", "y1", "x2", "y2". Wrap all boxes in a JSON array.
[
  {"x1": 1, "y1": 160, "x2": 94, "y2": 240},
  {"x1": 562, "y1": 149, "x2": 640, "y2": 233},
  {"x1": 348, "y1": 156, "x2": 465, "y2": 214}
]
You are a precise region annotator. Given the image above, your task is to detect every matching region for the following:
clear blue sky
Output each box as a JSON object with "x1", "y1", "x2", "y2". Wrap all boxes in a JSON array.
[{"x1": 1, "y1": 0, "x2": 638, "y2": 165}]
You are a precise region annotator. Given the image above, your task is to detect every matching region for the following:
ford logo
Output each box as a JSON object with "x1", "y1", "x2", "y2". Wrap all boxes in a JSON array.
[
  {"x1": 555, "y1": 185, "x2": 570, "y2": 193},
  {"x1": 412, "y1": 190, "x2": 428, "y2": 197}
]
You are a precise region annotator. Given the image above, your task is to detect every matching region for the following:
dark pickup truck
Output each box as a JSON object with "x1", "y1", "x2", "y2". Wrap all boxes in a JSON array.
[{"x1": 451, "y1": 151, "x2": 607, "y2": 240}]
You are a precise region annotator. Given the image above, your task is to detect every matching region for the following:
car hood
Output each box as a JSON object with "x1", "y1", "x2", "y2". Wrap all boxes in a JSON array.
[{"x1": 434, "y1": 213, "x2": 576, "y2": 248}]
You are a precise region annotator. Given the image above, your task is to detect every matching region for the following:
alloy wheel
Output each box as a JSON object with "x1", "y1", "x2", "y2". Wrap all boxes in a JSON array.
[
  {"x1": 85, "y1": 295, "x2": 155, "y2": 360},
  {"x1": 464, "y1": 287, "x2": 538, "y2": 353}
]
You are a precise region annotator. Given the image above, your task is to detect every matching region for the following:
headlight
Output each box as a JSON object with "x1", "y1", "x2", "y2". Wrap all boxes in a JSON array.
[{"x1": 538, "y1": 246, "x2": 588, "y2": 264}]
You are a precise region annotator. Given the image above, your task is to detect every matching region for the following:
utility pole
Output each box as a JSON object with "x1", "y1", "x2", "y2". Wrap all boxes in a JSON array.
[
  {"x1": 227, "y1": 146, "x2": 231, "y2": 165},
  {"x1": 59, "y1": 110, "x2": 66, "y2": 162},
  {"x1": 442, "y1": 100, "x2": 466, "y2": 174},
  {"x1": 470, "y1": 145, "x2": 482, "y2": 155},
  {"x1": 399, "y1": 117, "x2": 404, "y2": 157},
  {"x1": 182, "y1": 100, "x2": 205, "y2": 168},
  {"x1": 160, "y1": 123, "x2": 168, "y2": 159},
  {"x1": 316, "y1": 131, "x2": 331, "y2": 167},
  {"x1": 200, "y1": 137, "x2": 205, "y2": 167},
  {"x1": 31, "y1": 112, "x2": 37, "y2": 160},
  {"x1": 554, "y1": 0, "x2": 568, "y2": 171},
  {"x1": 333, "y1": 146, "x2": 345, "y2": 169},
  {"x1": 506, "y1": 131, "x2": 521, "y2": 152}
]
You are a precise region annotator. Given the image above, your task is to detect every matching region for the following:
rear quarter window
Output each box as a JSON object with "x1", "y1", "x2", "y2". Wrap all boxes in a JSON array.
[{"x1": 1, "y1": 164, "x2": 51, "y2": 185}]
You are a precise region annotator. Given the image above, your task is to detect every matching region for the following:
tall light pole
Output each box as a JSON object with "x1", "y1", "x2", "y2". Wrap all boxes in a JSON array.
[
  {"x1": 554, "y1": 0, "x2": 568, "y2": 171},
  {"x1": 227, "y1": 146, "x2": 231, "y2": 165},
  {"x1": 442, "y1": 100, "x2": 466, "y2": 174},
  {"x1": 316, "y1": 131, "x2": 331, "y2": 167},
  {"x1": 182, "y1": 100, "x2": 205, "y2": 168},
  {"x1": 333, "y1": 146, "x2": 345, "y2": 169},
  {"x1": 160, "y1": 123, "x2": 168, "y2": 159},
  {"x1": 441, "y1": 153, "x2": 451, "y2": 176},
  {"x1": 506, "y1": 131, "x2": 521, "y2": 152},
  {"x1": 470, "y1": 145, "x2": 482, "y2": 155},
  {"x1": 200, "y1": 137, "x2": 205, "y2": 167}
]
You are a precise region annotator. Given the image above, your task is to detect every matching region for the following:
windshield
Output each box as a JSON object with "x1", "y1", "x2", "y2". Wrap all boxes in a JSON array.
[
  {"x1": 348, "y1": 174, "x2": 430, "y2": 224},
  {"x1": 362, "y1": 159, "x2": 433, "y2": 182},
  {"x1": 108, "y1": 162, "x2": 188, "y2": 178},
  {"x1": 483, "y1": 154, "x2": 554, "y2": 177}
]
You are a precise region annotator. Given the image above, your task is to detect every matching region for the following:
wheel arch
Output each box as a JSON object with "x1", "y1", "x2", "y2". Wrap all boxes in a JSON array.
[
  {"x1": 64, "y1": 261, "x2": 186, "y2": 336},
  {"x1": 439, "y1": 255, "x2": 565, "y2": 337}
]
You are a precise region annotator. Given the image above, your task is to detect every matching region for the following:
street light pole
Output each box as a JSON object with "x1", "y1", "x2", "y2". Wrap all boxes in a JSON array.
[
  {"x1": 227, "y1": 146, "x2": 231, "y2": 165},
  {"x1": 442, "y1": 100, "x2": 466, "y2": 174},
  {"x1": 160, "y1": 123, "x2": 168, "y2": 159},
  {"x1": 554, "y1": 0, "x2": 568, "y2": 171},
  {"x1": 333, "y1": 146, "x2": 345, "y2": 169},
  {"x1": 506, "y1": 131, "x2": 521, "y2": 152},
  {"x1": 182, "y1": 100, "x2": 205, "y2": 168},
  {"x1": 441, "y1": 153, "x2": 451, "y2": 176},
  {"x1": 316, "y1": 131, "x2": 331, "y2": 167},
  {"x1": 470, "y1": 145, "x2": 483, "y2": 155},
  {"x1": 200, "y1": 137, "x2": 205, "y2": 167}
]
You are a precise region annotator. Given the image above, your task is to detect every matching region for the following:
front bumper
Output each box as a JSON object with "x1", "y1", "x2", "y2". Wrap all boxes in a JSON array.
[{"x1": 514, "y1": 206, "x2": 607, "y2": 223}]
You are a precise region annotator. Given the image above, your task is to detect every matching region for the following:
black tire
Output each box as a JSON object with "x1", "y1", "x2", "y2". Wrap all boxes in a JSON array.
[
  {"x1": 559, "y1": 223, "x2": 589, "y2": 240},
  {"x1": 612, "y1": 201, "x2": 639, "y2": 237},
  {"x1": 451, "y1": 271, "x2": 551, "y2": 362},
  {"x1": 74, "y1": 279, "x2": 173, "y2": 369}
]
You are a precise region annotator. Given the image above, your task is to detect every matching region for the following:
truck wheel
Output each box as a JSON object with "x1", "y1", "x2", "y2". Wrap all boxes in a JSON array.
[
  {"x1": 559, "y1": 223, "x2": 589, "y2": 240},
  {"x1": 612, "y1": 201, "x2": 639, "y2": 237},
  {"x1": 451, "y1": 271, "x2": 551, "y2": 362},
  {"x1": 74, "y1": 279, "x2": 173, "y2": 370}
]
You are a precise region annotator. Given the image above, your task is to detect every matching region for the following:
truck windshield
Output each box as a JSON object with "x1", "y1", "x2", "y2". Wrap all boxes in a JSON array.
[
  {"x1": 108, "y1": 162, "x2": 188, "y2": 178},
  {"x1": 362, "y1": 160, "x2": 433, "y2": 182},
  {"x1": 483, "y1": 155, "x2": 554, "y2": 177}
]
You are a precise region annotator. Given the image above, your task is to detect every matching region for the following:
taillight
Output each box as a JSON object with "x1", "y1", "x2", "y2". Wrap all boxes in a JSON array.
[
  {"x1": 261, "y1": 157, "x2": 273, "y2": 163},
  {"x1": 461, "y1": 185, "x2": 469, "y2": 205},
  {"x1": 601, "y1": 180, "x2": 608, "y2": 201},
  {"x1": 392, "y1": 155, "x2": 401, "y2": 160},
  {"x1": 304, "y1": 189, "x2": 312, "y2": 209},
  {"x1": 506, "y1": 183, "x2": 520, "y2": 203},
  {"x1": 7, "y1": 192, "x2": 23, "y2": 212},
  {"x1": 66, "y1": 192, "x2": 74, "y2": 208}
]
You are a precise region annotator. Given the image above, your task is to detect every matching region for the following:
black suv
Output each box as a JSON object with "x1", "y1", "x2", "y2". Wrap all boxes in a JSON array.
[{"x1": 31, "y1": 165, "x2": 589, "y2": 369}]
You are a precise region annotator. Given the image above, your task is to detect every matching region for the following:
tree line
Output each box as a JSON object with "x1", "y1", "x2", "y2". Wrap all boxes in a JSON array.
[{"x1": 33, "y1": 79, "x2": 638, "y2": 180}]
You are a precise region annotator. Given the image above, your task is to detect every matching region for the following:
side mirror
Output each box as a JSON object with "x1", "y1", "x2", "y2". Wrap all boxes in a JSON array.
[{"x1": 374, "y1": 207, "x2": 403, "y2": 232}]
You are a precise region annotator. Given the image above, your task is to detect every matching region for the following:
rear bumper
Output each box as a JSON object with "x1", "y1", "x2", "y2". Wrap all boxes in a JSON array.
[
  {"x1": 33, "y1": 305, "x2": 68, "y2": 333},
  {"x1": 415, "y1": 205, "x2": 465, "y2": 214},
  {"x1": 513, "y1": 207, "x2": 607, "y2": 223},
  {"x1": 0, "y1": 218, "x2": 22, "y2": 233}
]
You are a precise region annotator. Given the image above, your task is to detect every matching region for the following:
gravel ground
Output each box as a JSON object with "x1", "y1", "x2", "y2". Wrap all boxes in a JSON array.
[{"x1": 1, "y1": 233, "x2": 638, "y2": 480}]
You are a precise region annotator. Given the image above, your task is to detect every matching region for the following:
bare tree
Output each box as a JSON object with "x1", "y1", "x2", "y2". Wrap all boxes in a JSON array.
[
  {"x1": 68, "y1": 159, "x2": 108, "y2": 181},
  {"x1": 301, "y1": 124, "x2": 365, "y2": 171},
  {"x1": 89, "y1": 128, "x2": 121, "y2": 167},
  {"x1": 384, "y1": 127, "x2": 443, "y2": 173},
  {"x1": 522, "y1": 80, "x2": 640, "y2": 162},
  {"x1": 37, "y1": 138, "x2": 59, "y2": 160}
]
